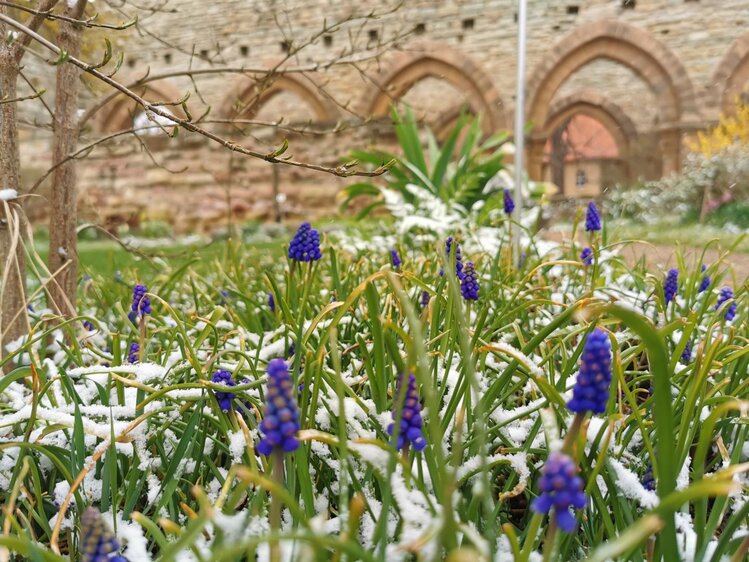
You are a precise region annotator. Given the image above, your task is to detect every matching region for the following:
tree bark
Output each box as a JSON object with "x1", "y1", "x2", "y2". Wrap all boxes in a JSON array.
[
  {"x1": 0, "y1": 14, "x2": 28, "y2": 352},
  {"x1": 47, "y1": 1, "x2": 87, "y2": 318}
]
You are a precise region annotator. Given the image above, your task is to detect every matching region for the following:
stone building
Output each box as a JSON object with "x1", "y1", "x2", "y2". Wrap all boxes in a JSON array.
[{"x1": 17, "y1": 0, "x2": 749, "y2": 230}]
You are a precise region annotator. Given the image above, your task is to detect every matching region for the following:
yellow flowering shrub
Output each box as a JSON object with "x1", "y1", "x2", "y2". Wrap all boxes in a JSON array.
[{"x1": 691, "y1": 101, "x2": 749, "y2": 157}]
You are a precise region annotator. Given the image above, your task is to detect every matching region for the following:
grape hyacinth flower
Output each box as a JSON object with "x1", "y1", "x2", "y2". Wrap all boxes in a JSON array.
[
  {"x1": 421, "y1": 290, "x2": 430, "y2": 309},
  {"x1": 257, "y1": 359, "x2": 300, "y2": 455},
  {"x1": 388, "y1": 373, "x2": 427, "y2": 452},
  {"x1": 212, "y1": 370, "x2": 237, "y2": 412},
  {"x1": 642, "y1": 463, "x2": 656, "y2": 492},
  {"x1": 664, "y1": 268, "x2": 679, "y2": 304},
  {"x1": 80, "y1": 507, "x2": 129, "y2": 562},
  {"x1": 531, "y1": 451, "x2": 587, "y2": 533},
  {"x1": 580, "y1": 247, "x2": 593, "y2": 266},
  {"x1": 268, "y1": 292, "x2": 275, "y2": 312},
  {"x1": 460, "y1": 261, "x2": 479, "y2": 301},
  {"x1": 127, "y1": 343, "x2": 139, "y2": 365},
  {"x1": 287, "y1": 222, "x2": 322, "y2": 262},
  {"x1": 699, "y1": 265, "x2": 710, "y2": 293},
  {"x1": 83, "y1": 320, "x2": 95, "y2": 331},
  {"x1": 503, "y1": 188, "x2": 515, "y2": 215},
  {"x1": 567, "y1": 329, "x2": 612, "y2": 415},
  {"x1": 716, "y1": 287, "x2": 737, "y2": 321},
  {"x1": 681, "y1": 340, "x2": 692, "y2": 364},
  {"x1": 390, "y1": 249, "x2": 402, "y2": 269},
  {"x1": 585, "y1": 201, "x2": 602, "y2": 232},
  {"x1": 131, "y1": 284, "x2": 151, "y2": 317},
  {"x1": 441, "y1": 236, "x2": 464, "y2": 280}
]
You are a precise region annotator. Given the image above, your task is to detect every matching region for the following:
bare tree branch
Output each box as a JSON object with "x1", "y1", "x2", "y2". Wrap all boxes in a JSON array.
[
  {"x1": 11, "y1": 0, "x2": 60, "y2": 63},
  {"x1": 17, "y1": 67, "x2": 55, "y2": 118},
  {"x1": 77, "y1": 43, "x2": 403, "y2": 128},
  {"x1": 0, "y1": 88, "x2": 45, "y2": 105},
  {"x1": 0, "y1": 0, "x2": 135, "y2": 30},
  {"x1": 0, "y1": 11, "x2": 390, "y2": 178}
]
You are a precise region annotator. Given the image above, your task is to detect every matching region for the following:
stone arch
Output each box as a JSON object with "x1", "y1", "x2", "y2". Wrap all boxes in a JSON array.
[
  {"x1": 526, "y1": 21, "x2": 699, "y2": 178},
  {"x1": 221, "y1": 74, "x2": 336, "y2": 122},
  {"x1": 364, "y1": 42, "x2": 507, "y2": 134},
  {"x1": 543, "y1": 92, "x2": 638, "y2": 152},
  {"x1": 95, "y1": 81, "x2": 186, "y2": 133},
  {"x1": 711, "y1": 32, "x2": 749, "y2": 114},
  {"x1": 533, "y1": 92, "x2": 644, "y2": 193}
]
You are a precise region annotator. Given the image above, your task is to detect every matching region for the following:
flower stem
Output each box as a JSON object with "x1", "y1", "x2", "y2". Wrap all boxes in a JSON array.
[
  {"x1": 518, "y1": 513, "x2": 544, "y2": 562},
  {"x1": 138, "y1": 314, "x2": 146, "y2": 363},
  {"x1": 541, "y1": 517, "x2": 558, "y2": 562},
  {"x1": 561, "y1": 412, "x2": 585, "y2": 455},
  {"x1": 270, "y1": 450, "x2": 284, "y2": 562}
]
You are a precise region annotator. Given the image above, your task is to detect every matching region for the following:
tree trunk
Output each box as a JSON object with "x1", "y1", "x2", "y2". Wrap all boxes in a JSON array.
[
  {"x1": 48, "y1": 1, "x2": 87, "y2": 318},
  {"x1": 0, "y1": 24, "x2": 28, "y2": 353}
]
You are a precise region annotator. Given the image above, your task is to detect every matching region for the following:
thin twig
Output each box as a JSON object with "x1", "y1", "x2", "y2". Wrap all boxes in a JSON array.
[
  {"x1": 10, "y1": 0, "x2": 59, "y2": 63},
  {"x1": 0, "y1": 13, "x2": 389, "y2": 178},
  {"x1": 0, "y1": 89, "x2": 44, "y2": 105},
  {"x1": 0, "y1": 0, "x2": 135, "y2": 30}
]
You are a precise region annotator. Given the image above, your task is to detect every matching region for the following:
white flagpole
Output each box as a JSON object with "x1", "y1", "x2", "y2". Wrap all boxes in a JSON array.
[{"x1": 513, "y1": 0, "x2": 527, "y2": 268}]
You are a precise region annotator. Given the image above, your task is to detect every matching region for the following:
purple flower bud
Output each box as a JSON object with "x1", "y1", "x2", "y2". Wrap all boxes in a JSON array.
[
  {"x1": 127, "y1": 342, "x2": 139, "y2": 365},
  {"x1": 567, "y1": 329, "x2": 612, "y2": 415},
  {"x1": 288, "y1": 222, "x2": 322, "y2": 262},
  {"x1": 460, "y1": 261, "x2": 479, "y2": 301},
  {"x1": 503, "y1": 188, "x2": 515, "y2": 215},
  {"x1": 268, "y1": 292, "x2": 275, "y2": 312},
  {"x1": 699, "y1": 265, "x2": 710, "y2": 293},
  {"x1": 440, "y1": 237, "x2": 464, "y2": 280},
  {"x1": 642, "y1": 462, "x2": 656, "y2": 491},
  {"x1": 390, "y1": 249, "x2": 402, "y2": 269},
  {"x1": 716, "y1": 287, "x2": 737, "y2": 321},
  {"x1": 388, "y1": 373, "x2": 427, "y2": 452},
  {"x1": 664, "y1": 268, "x2": 679, "y2": 304},
  {"x1": 680, "y1": 340, "x2": 692, "y2": 364},
  {"x1": 585, "y1": 201, "x2": 602, "y2": 232},
  {"x1": 212, "y1": 369, "x2": 236, "y2": 412},
  {"x1": 131, "y1": 284, "x2": 151, "y2": 317},
  {"x1": 257, "y1": 359, "x2": 300, "y2": 455},
  {"x1": 80, "y1": 507, "x2": 129, "y2": 562},
  {"x1": 580, "y1": 247, "x2": 593, "y2": 266},
  {"x1": 531, "y1": 452, "x2": 587, "y2": 533},
  {"x1": 420, "y1": 290, "x2": 430, "y2": 309}
]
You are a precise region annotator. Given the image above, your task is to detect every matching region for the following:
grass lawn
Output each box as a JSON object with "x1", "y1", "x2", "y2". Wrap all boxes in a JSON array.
[
  {"x1": 30, "y1": 236, "x2": 288, "y2": 279},
  {"x1": 605, "y1": 219, "x2": 749, "y2": 253}
]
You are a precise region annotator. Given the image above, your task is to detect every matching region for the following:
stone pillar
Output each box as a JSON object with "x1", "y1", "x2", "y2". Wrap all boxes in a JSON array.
[
  {"x1": 526, "y1": 138, "x2": 546, "y2": 182},
  {"x1": 658, "y1": 128, "x2": 682, "y2": 177}
]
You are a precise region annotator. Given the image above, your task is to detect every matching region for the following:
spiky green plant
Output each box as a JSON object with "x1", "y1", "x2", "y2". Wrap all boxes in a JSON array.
[
  {"x1": 0, "y1": 225, "x2": 747, "y2": 562},
  {"x1": 339, "y1": 107, "x2": 510, "y2": 220}
]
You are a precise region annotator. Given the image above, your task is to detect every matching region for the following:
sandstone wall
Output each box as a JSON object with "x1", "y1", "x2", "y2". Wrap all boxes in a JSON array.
[{"x1": 15, "y1": 0, "x2": 749, "y2": 231}]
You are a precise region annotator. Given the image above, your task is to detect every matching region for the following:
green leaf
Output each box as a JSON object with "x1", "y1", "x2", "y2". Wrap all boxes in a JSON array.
[
  {"x1": 391, "y1": 106, "x2": 427, "y2": 177},
  {"x1": 430, "y1": 112, "x2": 467, "y2": 192}
]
